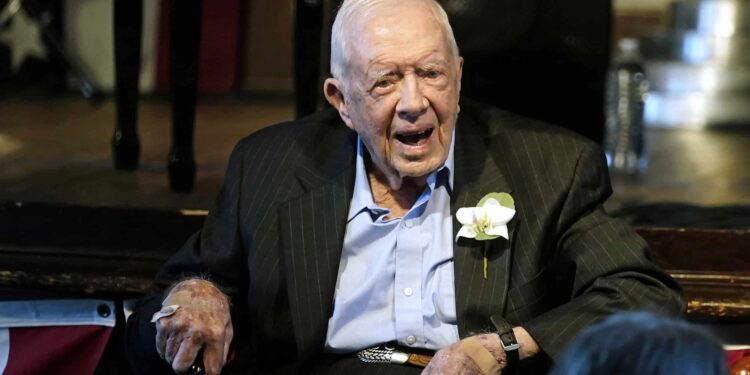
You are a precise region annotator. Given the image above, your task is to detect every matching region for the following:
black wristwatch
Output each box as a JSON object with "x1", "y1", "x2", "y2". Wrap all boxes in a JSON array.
[{"x1": 490, "y1": 316, "x2": 520, "y2": 369}]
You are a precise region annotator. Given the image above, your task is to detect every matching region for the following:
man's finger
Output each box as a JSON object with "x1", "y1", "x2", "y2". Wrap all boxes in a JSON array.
[
  {"x1": 223, "y1": 324, "x2": 233, "y2": 362},
  {"x1": 171, "y1": 335, "x2": 202, "y2": 373},
  {"x1": 202, "y1": 335, "x2": 227, "y2": 375},
  {"x1": 155, "y1": 323, "x2": 167, "y2": 360},
  {"x1": 164, "y1": 334, "x2": 182, "y2": 365}
]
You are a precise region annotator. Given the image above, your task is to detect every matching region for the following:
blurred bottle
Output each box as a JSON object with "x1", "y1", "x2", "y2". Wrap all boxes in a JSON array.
[{"x1": 604, "y1": 38, "x2": 649, "y2": 176}]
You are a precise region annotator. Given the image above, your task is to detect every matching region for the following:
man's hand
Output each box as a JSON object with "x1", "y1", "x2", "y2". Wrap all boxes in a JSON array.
[
  {"x1": 154, "y1": 279, "x2": 233, "y2": 375},
  {"x1": 422, "y1": 328, "x2": 540, "y2": 375},
  {"x1": 422, "y1": 334, "x2": 506, "y2": 375}
]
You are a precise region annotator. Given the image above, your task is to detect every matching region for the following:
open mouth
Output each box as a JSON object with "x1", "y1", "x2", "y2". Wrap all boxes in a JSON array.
[{"x1": 395, "y1": 128, "x2": 434, "y2": 146}]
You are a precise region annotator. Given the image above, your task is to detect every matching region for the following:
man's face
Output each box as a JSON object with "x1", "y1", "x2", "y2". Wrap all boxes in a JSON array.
[{"x1": 327, "y1": 2, "x2": 463, "y2": 184}]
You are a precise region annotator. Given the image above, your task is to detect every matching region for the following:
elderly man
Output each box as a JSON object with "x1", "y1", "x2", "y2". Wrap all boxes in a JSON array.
[{"x1": 125, "y1": 0, "x2": 683, "y2": 374}]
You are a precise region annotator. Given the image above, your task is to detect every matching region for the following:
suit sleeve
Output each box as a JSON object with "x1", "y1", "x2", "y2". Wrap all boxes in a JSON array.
[
  {"x1": 125, "y1": 140, "x2": 249, "y2": 374},
  {"x1": 520, "y1": 143, "x2": 685, "y2": 360}
]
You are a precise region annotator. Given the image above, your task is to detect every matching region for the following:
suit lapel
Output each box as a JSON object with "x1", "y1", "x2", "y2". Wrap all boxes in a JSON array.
[
  {"x1": 452, "y1": 112, "x2": 517, "y2": 336},
  {"x1": 279, "y1": 126, "x2": 356, "y2": 360}
]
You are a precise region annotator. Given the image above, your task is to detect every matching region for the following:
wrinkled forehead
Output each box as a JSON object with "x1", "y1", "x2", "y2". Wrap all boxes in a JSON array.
[
  {"x1": 343, "y1": 2, "x2": 455, "y2": 66},
  {"x1": 346, "y1": 1, "x2": 447, "y2": 39}
]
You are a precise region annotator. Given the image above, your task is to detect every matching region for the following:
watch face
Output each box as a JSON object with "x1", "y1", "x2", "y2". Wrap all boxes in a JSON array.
[
  {"x1": 491, "y1": 316, "x2": 520, "y2": 356},
  {"x1": 501, "y1": 332, "x2": 515, "y2": 345}
]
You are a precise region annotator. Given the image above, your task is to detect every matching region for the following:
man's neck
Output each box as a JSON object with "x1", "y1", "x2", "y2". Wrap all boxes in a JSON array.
[{"x1": 367, "y1": 165, "x2": 425, "y2": 220}]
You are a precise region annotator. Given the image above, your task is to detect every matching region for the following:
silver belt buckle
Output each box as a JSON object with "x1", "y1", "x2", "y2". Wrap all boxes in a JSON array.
[
  {"x1": 356, "y1": 343, "x2": 409, "y2": 365},
  {"x1": 389, "y1": 351, "x2": 409, "y2": 364}
]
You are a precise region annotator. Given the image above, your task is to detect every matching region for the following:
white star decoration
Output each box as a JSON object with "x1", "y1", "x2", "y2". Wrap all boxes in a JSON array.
[{"x1": 0, "y1": 7, "x2": 47, "y2": 74}]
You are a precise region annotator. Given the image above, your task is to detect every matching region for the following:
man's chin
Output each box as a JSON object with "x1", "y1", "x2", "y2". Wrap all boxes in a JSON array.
[{"x1": 393, "y1": 159, "x2": 444, "y2": 181}]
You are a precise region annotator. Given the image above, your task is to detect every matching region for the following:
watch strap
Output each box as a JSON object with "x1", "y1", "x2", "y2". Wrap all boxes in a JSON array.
[{"x1": 490, "y1": 316, "x2": 520, "y2": 367}]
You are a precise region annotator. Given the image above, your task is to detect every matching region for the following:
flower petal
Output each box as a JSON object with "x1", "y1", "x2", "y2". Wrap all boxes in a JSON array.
[
  {"x1": 486, "y1": 206, "x2": 516, "y2": 224},
  {"x1": 486, "y1": 224, "x2": 509, "y2": 239},
  {"x1": 456, "y1": 207, "x2": 482, "y2": 225},
  {"x1": 481, "y1": 198, "x2": 501, "y2": 207},
  {"x1": 456, "y1": 225, "x2": 477, "y2": 240}
]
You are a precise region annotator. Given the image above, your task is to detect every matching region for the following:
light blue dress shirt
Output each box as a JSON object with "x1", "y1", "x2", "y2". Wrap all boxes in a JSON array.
[{"x1": 325, "y1": 135, "x2": 460, "y2": 352}]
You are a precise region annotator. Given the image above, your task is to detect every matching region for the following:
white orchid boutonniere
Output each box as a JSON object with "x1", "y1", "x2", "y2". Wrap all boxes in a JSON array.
[{"x1": 456, "y1": 192, "x2": 516, "y2": 279}]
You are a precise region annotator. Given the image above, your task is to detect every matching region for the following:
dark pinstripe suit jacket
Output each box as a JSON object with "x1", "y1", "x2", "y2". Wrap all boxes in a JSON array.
[{"x1": 126, "y1": 99, "x2": 683, "y2": 374}]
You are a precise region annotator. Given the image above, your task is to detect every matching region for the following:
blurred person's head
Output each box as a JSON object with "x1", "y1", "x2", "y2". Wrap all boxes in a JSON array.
[{"x1": 550, "y1": 312, "x2": 726, "y2": 375}]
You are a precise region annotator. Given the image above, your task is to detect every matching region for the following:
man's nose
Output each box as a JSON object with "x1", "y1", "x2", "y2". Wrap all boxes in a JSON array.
[{"x1": 396, "y1": 76, "x2": 428, "y2": 121}]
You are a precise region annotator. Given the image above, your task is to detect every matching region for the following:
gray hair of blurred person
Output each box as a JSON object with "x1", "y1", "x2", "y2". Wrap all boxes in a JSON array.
[
  {"x1": 550, "y1": 312, "x2": 727, "y2": 375},
  {"x1": 329, "y1": 0, "x2": 460, "y2": 80}
]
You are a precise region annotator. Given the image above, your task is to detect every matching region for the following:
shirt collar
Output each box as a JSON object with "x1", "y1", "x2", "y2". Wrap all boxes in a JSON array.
[{"x1": 347, "y1": 131, "x2": 455, "y2": 222}]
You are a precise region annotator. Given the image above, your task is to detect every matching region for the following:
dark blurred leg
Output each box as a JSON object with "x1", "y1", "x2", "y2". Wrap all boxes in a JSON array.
[
  {"x1": 293, "y1": 0, "x2": 323, "y2": 118},
  {"x1": 113, "y1": 0, "x2": 143, "y2": 170},
  {"x1": 168, "y1": 0, "x2": 201, "y2": 192}
]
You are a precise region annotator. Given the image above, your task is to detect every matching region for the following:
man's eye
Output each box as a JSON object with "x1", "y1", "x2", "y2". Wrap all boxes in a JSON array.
[
  {"x1": 425, "y1": 71, "x2": 441, "y2": 79},
  {"x1": 375, "y1": 80, "x2": 392, "y2": 88}
]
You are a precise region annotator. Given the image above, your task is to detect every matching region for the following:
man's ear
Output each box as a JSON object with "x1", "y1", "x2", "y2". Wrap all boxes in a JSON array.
[
  {"x1": 456, "y1": 56, "x2": 464, "y2": 113},
  {"x1": 456, "y1": 56, "x2": 464, "y2": 95},
  {"x1": 324, "y1": 77, "x2": 354, "y2": 129}
]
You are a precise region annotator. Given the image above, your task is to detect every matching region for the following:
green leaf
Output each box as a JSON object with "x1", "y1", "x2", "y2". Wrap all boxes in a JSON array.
[
  {"x1": 475, "y1": 232, "x2": 500, "y2": 241},
  {"x1": 477, "y1": 192, "x2": 515, "y2": 209}
]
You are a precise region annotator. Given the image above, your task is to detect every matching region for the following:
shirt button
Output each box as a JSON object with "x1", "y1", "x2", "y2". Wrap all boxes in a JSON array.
[
  {"x1": 405, "y1": 335, "x2": 416, "y2": 345},
  {"x1": 403, "y1": 287, "x2": 413, "y2": 296},
  {"x1": 404, "y1": 220, "x2": 413, "y2": 228}
]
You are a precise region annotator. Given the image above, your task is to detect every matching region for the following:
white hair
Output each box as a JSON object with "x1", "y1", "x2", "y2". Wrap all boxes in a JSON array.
[{"x1": 329, "y1": 0, "x2": 459, "y2": 79}]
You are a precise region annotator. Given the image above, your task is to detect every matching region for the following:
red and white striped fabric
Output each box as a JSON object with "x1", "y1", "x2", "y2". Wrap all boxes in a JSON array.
[
  {"x1": 0, "y1": 299, "x2": 116, "y2": 375},
  {"x1": 726, "y1": 345, "x2": 750, "y2": 371}
]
